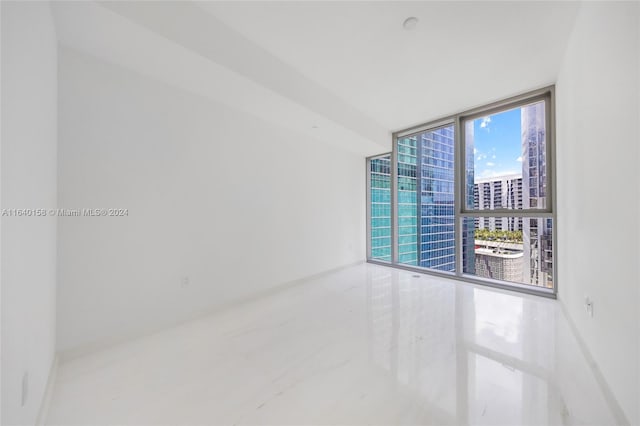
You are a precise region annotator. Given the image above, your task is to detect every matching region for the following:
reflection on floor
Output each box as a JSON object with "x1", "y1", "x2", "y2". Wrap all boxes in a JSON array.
[{"x1": 46, "y1": 263, "x2": 616, "y2": 425}]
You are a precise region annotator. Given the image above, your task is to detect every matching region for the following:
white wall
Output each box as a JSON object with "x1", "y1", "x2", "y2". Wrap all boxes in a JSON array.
[
  {"x1": 556, "y1": 2, "x2": 639, "y2": 424},
  {"x1": 1, "y1": 2, "x2": 58, "y2": 425},
  {"x1": 57, "y1": 48, "x2": 366, "y2": 354}
]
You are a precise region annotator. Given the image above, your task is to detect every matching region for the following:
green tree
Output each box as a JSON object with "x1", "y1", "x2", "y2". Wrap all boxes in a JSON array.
[{"x1": 474, "y1": 228, "x2": 522, "y2": 242}]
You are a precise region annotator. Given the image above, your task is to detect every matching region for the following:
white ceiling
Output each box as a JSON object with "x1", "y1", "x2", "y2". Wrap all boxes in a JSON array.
[
  {"x1": 199, "y1": 1, "x2": 580, "y2": 131},
  {"x1": 52, "y1": 1, "x2": 580, "y2": 156}
]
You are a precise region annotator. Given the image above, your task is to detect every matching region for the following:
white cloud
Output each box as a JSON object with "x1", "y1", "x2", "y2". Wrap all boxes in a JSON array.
[
  {"x1": 492, "y1": 154, "x2": 496, "y2": 159},
  {"x1": 486, "y1": 162, "x2": 496, "y2": 167},
  {"x1": 516, "y1": 156, "x2": 523, "y2": 162},
  {"x1": 480, "y1": 116, "x2": 492, "y2": 129},
  {"x1": 477, "y1": 153, "x2": 487, "y2": 161},
  {"x1": 474, "y1": 148, "x2": 478, "y2": 154}
]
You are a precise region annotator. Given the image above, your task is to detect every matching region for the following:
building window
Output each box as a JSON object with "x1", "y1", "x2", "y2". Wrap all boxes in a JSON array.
[{"x1": 366, "y1": 87, "x2": 555, "y2": 296}]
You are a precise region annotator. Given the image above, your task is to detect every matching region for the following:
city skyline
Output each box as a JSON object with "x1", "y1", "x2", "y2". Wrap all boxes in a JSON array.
[{"x1": 370, "y1": 101, "x2": 552, "y2": 288}]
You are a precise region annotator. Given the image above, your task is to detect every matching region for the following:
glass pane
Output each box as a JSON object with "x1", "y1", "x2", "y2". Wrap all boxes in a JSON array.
[
  {"x1": 397, "y1": 125, "x2": 456, "y2": 271},
  {"x1": 462, "y1": 216, "x2": 554, "y2": 289},
  {"x1": 418, "y1": 126, "x2": 456, "y2": 271},
  {"x1": 397, "y1": 137, "x2": 417, "y2": 265},
  {"x1": 369, "y1": 155, "x2": 391, "y2": 261},
  {"x1": 465, "y1": 101, "x2": 547, "y2": 210}
]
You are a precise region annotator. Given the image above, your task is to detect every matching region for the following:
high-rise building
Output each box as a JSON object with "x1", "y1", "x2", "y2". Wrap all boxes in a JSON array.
[
  {"x1": 369, "y1": 156, "x2": 391, "y2": 262},
  {"x1": 473, "y1": 174, "x2": 523, "y2": 231},
  {"x1": 521, "y1": 103, "x2": 553, "y2": 288},
  {"x1": 397, "y1": 137, "x2": 418, "y2": 265},
  {"x1": 417, "y1": 126, "x2": 456, "y2": 271},
  {"x1": 463, "y1": 124, "x2": 476, "y2": 275},
  {"x1": 397, "y1": 126, "x2": 461, "y2": 271}
]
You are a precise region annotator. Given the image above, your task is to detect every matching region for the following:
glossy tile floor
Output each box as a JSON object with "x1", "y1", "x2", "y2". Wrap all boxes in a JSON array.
[{"x1": 46, "y1": 263, "x2": 616, "y2": 425}]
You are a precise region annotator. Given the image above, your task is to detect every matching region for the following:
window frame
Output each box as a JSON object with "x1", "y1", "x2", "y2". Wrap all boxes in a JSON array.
[
  {"x1": 458, "y1": 91, "x2": 554, "y2": 216},
  {"x1": 366, "y1": 86, "x2": 557, "y2": 298}
]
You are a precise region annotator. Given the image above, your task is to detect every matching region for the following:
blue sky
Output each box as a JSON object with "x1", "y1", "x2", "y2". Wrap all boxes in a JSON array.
[{"x1": 472, "y1": 107, "x2": 523, "y2": 180}]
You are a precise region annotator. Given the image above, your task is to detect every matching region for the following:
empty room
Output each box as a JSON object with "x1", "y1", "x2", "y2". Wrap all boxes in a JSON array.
[{"x1": 1, "y1": 1, "x2": 639, "y2": 425}]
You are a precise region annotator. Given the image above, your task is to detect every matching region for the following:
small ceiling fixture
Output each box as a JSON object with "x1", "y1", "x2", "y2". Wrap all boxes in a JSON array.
[{"x1": 403, "y1": 17, "x2": 419, "y2": 31}]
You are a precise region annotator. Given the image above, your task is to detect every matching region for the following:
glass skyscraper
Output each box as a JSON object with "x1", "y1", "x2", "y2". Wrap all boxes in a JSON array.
[
  {"x1": 397, "y1": 137, "x2": 418, "y2": 265},
  {"x1": 418, "y1": 126, "x2": 455, "y2": 271},
  {"x1": 521, "y1": 103, "x2": 553, "y2": 287},
  {"x1": 369, "y1": 155, "x2": 391, "y2": 262},
  {"x1": 397, "y1": 126, "x2": 465, "y2": 272}
]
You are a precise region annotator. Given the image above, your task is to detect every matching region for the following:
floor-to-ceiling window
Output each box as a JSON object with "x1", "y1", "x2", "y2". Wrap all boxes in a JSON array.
[{"x1": 367, "y1": 87, "x2": 555, "y2": 296}]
